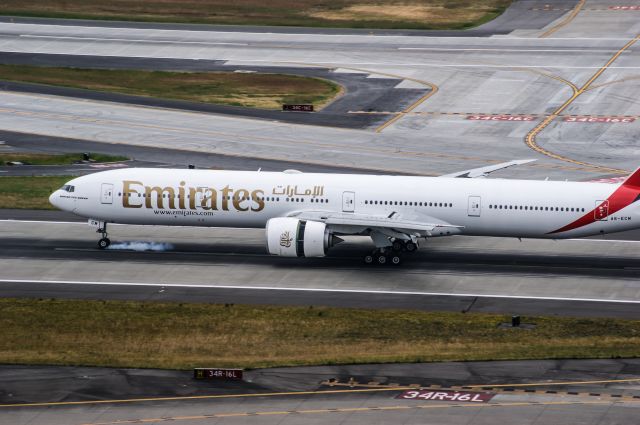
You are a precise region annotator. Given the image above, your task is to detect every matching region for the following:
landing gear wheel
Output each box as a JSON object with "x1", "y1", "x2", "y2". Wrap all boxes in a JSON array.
[
  {"x1": 390, "y1": 255, "x2": 402, "y2": 265},
  {"x1": 405, "y1": 242, "x2": 417, "y2": 252},
  {"x1": 98, "y1": 237, "x2": 111, "y2": 250},
  {"x1": 392, "y1": 240, "x2": 404, "y2": 252},
  {"x1": 363, "y1": 254, "x2": 374, "y2": 264},
  {"x1": 376, "y1": 254, "x2": 387, "y2": 265}
]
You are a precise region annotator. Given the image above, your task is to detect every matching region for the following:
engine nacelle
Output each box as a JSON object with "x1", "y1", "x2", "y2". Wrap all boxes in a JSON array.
[{"x1": 266, "y1": 217, "x2": 335, "y2": 257}]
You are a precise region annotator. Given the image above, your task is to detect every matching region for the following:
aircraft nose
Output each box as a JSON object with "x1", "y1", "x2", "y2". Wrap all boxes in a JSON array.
[{"x1": 49, "y1": 190, "x2": 62, "y2": 209}]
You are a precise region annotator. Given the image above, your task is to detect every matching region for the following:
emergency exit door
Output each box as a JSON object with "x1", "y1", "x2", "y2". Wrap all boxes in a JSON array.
[
  {"x1": 468, "y1": 196, "x2": 481, "y2": 217},
  {"x1": 342, "y1": 191, "x2": 355, "y2": 212},
  {"x1": 101, "y1": 183, "x2": 114, "y2": 204}
]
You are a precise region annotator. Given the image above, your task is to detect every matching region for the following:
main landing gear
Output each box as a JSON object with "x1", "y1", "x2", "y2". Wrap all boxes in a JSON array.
[
  {"x1": 363, "y1": 240, "x2": 417, "y2": 266},
  {"x1": 96, "y1": 222, "x2": 110, "y2": 249}
]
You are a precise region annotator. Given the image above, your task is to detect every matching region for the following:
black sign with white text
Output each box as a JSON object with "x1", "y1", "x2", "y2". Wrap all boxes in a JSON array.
[
  {"x1": 282, "y1": 104, "x2": 314, "y2": 112},
  {"x1": 194, "y1": 368, "x2": 243, "y2": 381}
]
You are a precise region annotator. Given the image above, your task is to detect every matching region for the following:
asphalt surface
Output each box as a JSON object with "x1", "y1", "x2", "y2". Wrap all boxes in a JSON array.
[
  {"x1": 3, "y1": 359, "x2": 640, "y2": 404},
  {"x1": 2, "y1": 359, "x2": 640, "y2": 425},
  {"x1": 0, "y1": 130, "x2": 381, "y2": 175},
  {"x1": 0, "y1": 52, "x2": 431, "y2": 129}
]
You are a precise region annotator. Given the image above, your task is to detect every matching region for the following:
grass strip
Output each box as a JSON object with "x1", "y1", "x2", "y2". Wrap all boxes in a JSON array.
[
  {"x1": 0, "y1": 298, "x2": 638, "y2": 370},
  {"x1": 1, "y1": 153, "x2": 127, "y2": 166},
  {"x1": 0, "y1": 1, "x2": 511, "y2": 30},
  {"x1": 0, "y1": 176, "x2": 70, "y2": 209},
  {"x1": 0, "y1": 65, "x2": 341, "y2": 110}
]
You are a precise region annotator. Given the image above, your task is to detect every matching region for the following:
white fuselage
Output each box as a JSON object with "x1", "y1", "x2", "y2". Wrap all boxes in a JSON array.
[{"x1": 49, "y1": 168, "x2": 640, "y2": 239}]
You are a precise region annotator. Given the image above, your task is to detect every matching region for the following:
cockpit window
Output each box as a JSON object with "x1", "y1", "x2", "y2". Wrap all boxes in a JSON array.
[{"x1": 61, "y1": 185, "x2": 75, "y2": 193}]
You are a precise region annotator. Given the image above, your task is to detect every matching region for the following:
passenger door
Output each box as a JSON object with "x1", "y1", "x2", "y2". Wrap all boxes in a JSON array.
[
  {"x1": 342, "y1": 191, "x2": 355, "y2": 213},
  {"x1": 467, "y1": 196, "x2": 481, "y2": 217},
  {"x1": 101, "y1": 183, "x2": 114, "y2": 204}
]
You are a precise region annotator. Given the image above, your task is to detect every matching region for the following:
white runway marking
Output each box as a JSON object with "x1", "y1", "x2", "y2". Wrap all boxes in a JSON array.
[
  {"x1": 0, "y1": 279, "x2": 639, "y2": 304},
  {"x1": 0, "y1": 219, "x2": 84, "y2": 224},
  {"x1": 19, "y1": 34, "x2": 248, "y2": 46},
  {"x1": 3, "y1": 48, "x2": 637, "y2": 69},
  {"x1": 568, "y1": 239, "x2": 640, "y2": 243},
  {"x1": 398, "y1": 48, "x2": 617, "y2": 53}
]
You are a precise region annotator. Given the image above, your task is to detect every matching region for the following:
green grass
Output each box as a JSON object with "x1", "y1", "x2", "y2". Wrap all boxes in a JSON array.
[
  {"x1": 0, "y1": 65, "x2": 341, "y2": 110},
  {"x1": 0, "y1": 298, "x2": 638, "y2": 369},
  {"x1": 0, "y1": 1, "x2": 511, "y2": 30},
  {"x1": 0, "y1": 176, "x2": 71, "y2": 209},
  {"x1": 1, "y1": 152, "x2": 127, "y2": 166}
]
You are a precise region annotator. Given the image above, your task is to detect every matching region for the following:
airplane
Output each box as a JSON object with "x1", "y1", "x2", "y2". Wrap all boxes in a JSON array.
[{"x1": 49, "y1": 159, "x2": 640, "y2": 265}]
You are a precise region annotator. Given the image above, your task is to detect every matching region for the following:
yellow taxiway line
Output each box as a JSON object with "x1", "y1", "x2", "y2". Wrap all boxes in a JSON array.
[
  {"x1": 80, "y1": 401, "x2": 631, "y2": 425},
  {"x1": 375, "y1": 81, "x2": 439, "y2": 133},
  {"x1": 540, "y1": 0, "x2": 586, "y2": 38},
  {"x1": 3, "y1": 376, "x2": 640, "y2": 409},
  {"x1": 524, "y1": 34, "x2": 640, "y2": 174}
]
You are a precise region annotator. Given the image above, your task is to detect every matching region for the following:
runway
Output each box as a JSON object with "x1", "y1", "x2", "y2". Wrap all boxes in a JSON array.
[{"x1": 1, "y1": 219, "x2": 639, "y2": 319}]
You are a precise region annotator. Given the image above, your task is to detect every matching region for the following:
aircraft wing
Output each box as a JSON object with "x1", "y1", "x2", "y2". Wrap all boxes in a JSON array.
[
  {"x1": 289, "y1": 210, "x2": 463, "y2": 236},
  {"x1": 440, "y1": 159, "x2": 536, "y2": 178}
]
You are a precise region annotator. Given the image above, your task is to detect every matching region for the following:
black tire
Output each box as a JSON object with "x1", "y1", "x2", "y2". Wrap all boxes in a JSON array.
[
  {"x1": 363, "y1": 254, "x2": 374, "y2": 264},
  {"x1": 377, "y1": 254, "x2": 387, "y2": 265},
  {"x1": 392, "y1": 240, "x2": 404, "y2": 252},
  {"x1": 405, "y1": 242, "x2": 417, "y2": 252},
  {"x1": 390, "y1": 255, "x2": 402, "y2": 265},
  {"x1": 98, "y1": 238, "x2": 111, "y2": 249}
]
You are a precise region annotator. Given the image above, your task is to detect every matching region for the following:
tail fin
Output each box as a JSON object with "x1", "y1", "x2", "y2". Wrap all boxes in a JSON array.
[{"x1": 622, "y1": 167, "x2": 640, "y2": 188}]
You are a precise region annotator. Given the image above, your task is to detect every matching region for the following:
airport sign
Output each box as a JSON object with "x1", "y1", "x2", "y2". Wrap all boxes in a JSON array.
[
  {"x1": 282, "y1": 104, "x2": 314, "y2": 112},
  {"x1": 194, "y1": 368, "x2": 244, "y2": 380}
]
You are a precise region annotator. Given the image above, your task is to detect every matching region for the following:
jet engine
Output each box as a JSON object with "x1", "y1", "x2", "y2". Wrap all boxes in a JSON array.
[{"x1": 266, "y1": 217, "x2": 341, "y2": 257}]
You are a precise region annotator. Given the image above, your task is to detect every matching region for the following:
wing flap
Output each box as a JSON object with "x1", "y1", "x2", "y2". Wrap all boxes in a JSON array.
[{"x1": 290, "y1": 210, "x2": 463, "y2": 234}]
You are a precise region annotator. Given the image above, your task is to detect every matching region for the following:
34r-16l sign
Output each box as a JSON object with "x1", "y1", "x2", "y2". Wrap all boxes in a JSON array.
[{"x1": 194, "y1": 368, "x2": 243, "y2": 381}]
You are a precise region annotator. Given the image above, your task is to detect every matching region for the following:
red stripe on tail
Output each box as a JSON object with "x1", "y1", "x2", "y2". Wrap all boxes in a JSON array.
[{"x1": 548, "y1": 167, "x2": 640, "y2": 234}]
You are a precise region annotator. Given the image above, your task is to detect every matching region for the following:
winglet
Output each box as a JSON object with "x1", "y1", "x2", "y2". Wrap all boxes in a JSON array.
[{"x1": 622, "y1": 167, "x2": 640, "y2": 188}]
